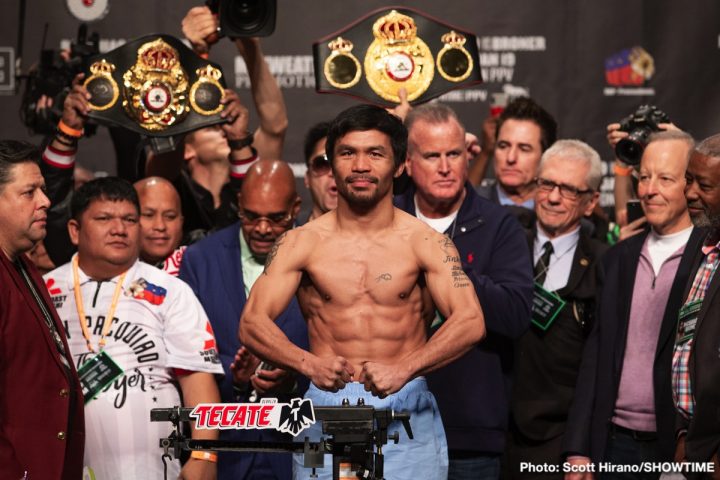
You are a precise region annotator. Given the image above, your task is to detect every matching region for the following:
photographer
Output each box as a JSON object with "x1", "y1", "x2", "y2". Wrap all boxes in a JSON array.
[{"x1": 606, "y1": 105, "x2": 680, "y2": 235}]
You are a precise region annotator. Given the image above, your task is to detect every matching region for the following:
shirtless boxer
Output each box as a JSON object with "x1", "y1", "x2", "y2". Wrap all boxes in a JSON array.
[{"x1": 239, "y1": 104, "x2": 486, "y2": 480}]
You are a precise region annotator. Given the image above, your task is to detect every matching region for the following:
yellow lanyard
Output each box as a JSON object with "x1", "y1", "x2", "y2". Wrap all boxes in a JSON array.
[{"x1": 72, "y1": 255, "x2": 127, "y2": 353}]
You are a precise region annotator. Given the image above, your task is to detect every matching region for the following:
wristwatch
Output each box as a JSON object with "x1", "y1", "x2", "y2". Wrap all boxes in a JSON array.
[{"x1": 227, "y1": 132, "x2": 254, "y2": 150}]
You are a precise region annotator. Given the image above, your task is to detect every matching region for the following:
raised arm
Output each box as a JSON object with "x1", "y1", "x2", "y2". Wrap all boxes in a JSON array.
[
  {"x1": 40, "y1": 74, "x2": 88, "y2": 266},
  {"x1": 234, "y1": 37, "x2": 288, "y2": 160},
  {"x1": 181, "y1": 6, "x2": 286, "y2": 160}
]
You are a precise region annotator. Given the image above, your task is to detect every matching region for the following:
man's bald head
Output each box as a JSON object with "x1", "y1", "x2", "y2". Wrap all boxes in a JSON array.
[
  {"x1": 133, "y1": 176, "x2": 184, "y2": 264},
  {"x1": 238, "y1": 160, "x2": 301, "y2": 262},
  {"x1": 134, "y1": 176, "x2": 180, "y2": 204},
  {"x1": 240, "y1": 159, "x2": 297, "y2": 201}
]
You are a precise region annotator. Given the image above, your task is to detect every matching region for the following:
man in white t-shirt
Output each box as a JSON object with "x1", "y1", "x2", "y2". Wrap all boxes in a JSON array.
[
  {"x1": 44, "y1": 177, "x2": 223, "y2": 480},
  {"x1": 564, "y1": 131, "x2": 706, "y2": 479},
  {"x1": 395, "y1": 103, "x2": 533, "y2": 479}
]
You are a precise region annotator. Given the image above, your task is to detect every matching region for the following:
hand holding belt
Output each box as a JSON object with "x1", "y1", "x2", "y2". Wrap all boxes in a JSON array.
[{"x1": 82, "y1": 34, "x2": 227, "y2": 137}]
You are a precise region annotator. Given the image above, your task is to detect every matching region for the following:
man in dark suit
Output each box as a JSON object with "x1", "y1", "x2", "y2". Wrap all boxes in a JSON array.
[
  {"x1": 564, "y1": 131, "x2": 702, "y2": 479},
  {"x1": 0, "y1": 140, "x2": 84, "y2": 479},
  {"x1": 506, "y1": 140, "x2": 608, "y2": 478},
  {"x1": 396, "y1": 102, "x2": 534, "y2": 479},
  {"x1": 475, "y1": 97, "x2": 557, "y2": 214},
  {"x1": 179, "y1": 158, "x2": 309, "y2": 480},
  {"x1": 673, "y1": 134, "x2": 720, "y2": 474}
]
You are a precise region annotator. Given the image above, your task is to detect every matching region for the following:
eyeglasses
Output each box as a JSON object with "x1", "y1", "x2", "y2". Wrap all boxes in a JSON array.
[
  {"x1": 308, "y1": 154, "x2": 331, "y2": 176},
  {"x1": 238, "y1": 209, "x2": 294, "y2": 228},
  {"x1": 536, "y1": 177, "x2": 593, "y2": 200}
]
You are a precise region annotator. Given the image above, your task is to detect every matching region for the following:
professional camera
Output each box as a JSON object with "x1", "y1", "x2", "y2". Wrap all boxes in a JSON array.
[
  {"x1": 20, "y1": 24, "x2": 99, "y2": 136},
  {"x1": 206, "y1": 0, "x2": 277, "y2": 37},
  {"x1": 615, "y1": 104, "x2": 670, "y2": 166}
]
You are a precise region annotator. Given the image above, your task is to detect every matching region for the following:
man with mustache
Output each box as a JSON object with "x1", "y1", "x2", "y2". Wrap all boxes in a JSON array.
[
  {"x1": 239, "y1": 104, "x2": 486, "y2": 480},
  {"x1": 0, "y1": 140, "x2": 85, "y2": 479},
  {"x1": 672, "y1": 134, "x2": 720, "y2": 476},
  {"x1": 179, "y1": 159, "x2": 309, "y2": 480}
]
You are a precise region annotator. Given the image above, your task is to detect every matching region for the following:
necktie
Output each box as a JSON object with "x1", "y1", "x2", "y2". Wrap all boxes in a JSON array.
[{"x1": 534, "y1": 241, "x2": 554, "y2": 286}]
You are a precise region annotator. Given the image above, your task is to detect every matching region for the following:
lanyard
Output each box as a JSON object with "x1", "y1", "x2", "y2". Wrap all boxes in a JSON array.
[{"x1": 72, "y1": 255, "x2": 127, "y2": 353}]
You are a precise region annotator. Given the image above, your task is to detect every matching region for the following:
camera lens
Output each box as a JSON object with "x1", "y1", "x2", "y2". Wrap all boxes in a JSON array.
[
  {"x1": 615, "y1": 127, "x2": 652, "y2": 165},
  {"x1": 226, "y1": 0, "x2": 269, "y2": 34},
  {"x1": 616, "y1": 139, "x2": 643, "y2": 165}
]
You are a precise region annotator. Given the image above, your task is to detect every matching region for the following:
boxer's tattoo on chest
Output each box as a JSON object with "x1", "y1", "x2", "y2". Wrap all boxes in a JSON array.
[{"x1": 375, "y1": 273, "x2": 392, "y2": 283}]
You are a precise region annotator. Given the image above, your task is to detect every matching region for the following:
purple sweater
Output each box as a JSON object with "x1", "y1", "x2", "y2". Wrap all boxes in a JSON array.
[{"x1": 612, "y1": 239, "x2": 686, "y2": 432}]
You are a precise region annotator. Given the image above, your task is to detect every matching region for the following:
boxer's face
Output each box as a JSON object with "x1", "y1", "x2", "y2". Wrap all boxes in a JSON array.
[{"x1": 332, "y1": 129, "x2": 400, "y2": 209}]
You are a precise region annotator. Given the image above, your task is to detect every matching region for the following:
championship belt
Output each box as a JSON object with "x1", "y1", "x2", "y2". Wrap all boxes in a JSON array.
[
  {"x1": 313, "y1": 7, "x2": 482, "y2": 107},
  {"x1": 82, "y1": 34, "x2": 227, "y2": 137}
]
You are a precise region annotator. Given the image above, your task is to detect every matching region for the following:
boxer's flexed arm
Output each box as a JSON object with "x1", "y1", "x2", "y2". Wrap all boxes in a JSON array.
[
  {"x1": 239, "y1": 229, "x2": 355, "y2": 392},
  {"x1": 408, "y1": 230, "x2": 486, "y2": 374}
]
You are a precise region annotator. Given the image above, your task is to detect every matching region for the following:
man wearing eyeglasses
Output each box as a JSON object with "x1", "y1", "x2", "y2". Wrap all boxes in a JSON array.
[
  {"x1": 563, "y1": 131, "x2": 705, "y2": 479},
  {"x1": 179, "y1": 159, "x2": 309, "y2": 480},
  {"x1": 299, "y1": 122, "x2": 337, "y2": 225},
  {"x1": 505, "y1": 140, "x2": 607, "y2": 478},
  {"x1": 395, "y1": 103, "x2": 533, "y2": 480}
]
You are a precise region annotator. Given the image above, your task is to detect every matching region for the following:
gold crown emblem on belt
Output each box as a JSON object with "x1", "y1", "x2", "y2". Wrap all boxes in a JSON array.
[
  {"x1": 364, "y1": 10, "x2": 433, "y2": 102},
  {"x1": 372, "y1": 10, "x2": 417, "y2": 44},
  {"x1": 122, "y1": 38, "x2": 190, "y2": 131},
  {"x1": 139, "y1": 40, "x2": 179, "y2": 70}
]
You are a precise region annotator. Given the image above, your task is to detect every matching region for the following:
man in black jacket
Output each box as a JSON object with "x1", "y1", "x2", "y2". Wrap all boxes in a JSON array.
[
  {"x1": 506, "y1": 140, "x2": 608, "y2": 478},
  {"x1": 396, "y1": 103, "x2": 533, "y2": 479},
  {"x1": 673, "y1": 134, "x2": 720, "y2": 474},
  {"x1": 564, "y1": 131, "x2": 702, "y2": 479}
]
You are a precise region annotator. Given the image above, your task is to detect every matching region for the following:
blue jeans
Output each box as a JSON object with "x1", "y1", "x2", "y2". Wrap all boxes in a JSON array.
[
  {"x1": 448, "y1": 454, "x2": 500, "y2": 480},
  {"x1": 292, "y1": 378, "x2": 448, "y2": 480},
  {"x1": 602, "y1": 424, "x2": 661, "y2": 479}
]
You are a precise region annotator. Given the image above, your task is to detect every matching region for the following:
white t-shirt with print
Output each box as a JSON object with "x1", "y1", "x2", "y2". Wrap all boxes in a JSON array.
[{"x1": 45, "y1": 257, "x2": 223, "y2": 480}]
